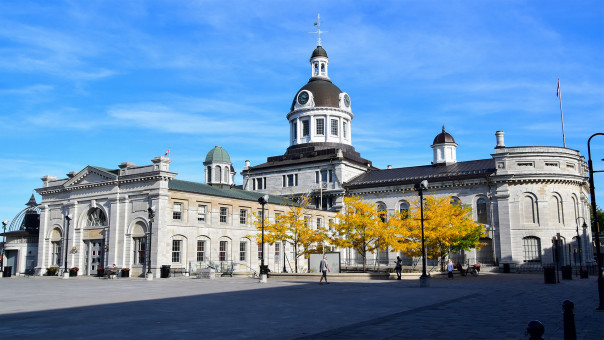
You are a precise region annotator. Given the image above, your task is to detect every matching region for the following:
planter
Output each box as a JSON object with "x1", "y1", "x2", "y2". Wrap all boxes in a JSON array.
[
  {"x1": 561, "y1": 266, "x2": 572, "y2": 280},
  {"x1": 121, "y1": 270, "x2": 130, "y2": 278},
  {"x1": 69, "y1": 270, "x2": 78, "y2": 277},
  {"x1": 580, "y1": 270, "x2": 589, "y2": 279}
]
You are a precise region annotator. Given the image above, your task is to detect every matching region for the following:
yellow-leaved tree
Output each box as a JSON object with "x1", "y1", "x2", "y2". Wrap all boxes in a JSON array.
[
  {"x1": 333, "y1": 196, "x2": 390, "y2": 272},
  {"x1": 250, "y1": 196, "x2": 325, "y2": 273},
  {"x1": 389, "y1": 196, "x2": 486, "y2": 271}
]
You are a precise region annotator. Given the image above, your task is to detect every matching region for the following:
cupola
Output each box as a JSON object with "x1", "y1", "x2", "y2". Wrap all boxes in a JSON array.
[
  {"x1": 431, "y1": 126, "x2": 458, "y2": 165},
  {"x1": 203, "y1": 146, "x2": 235, "y2": 187}
]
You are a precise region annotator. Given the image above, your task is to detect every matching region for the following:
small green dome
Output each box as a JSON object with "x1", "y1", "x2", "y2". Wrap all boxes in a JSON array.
[{"x1": 204, "y1": 146, "x2": 231, "y2": 164}]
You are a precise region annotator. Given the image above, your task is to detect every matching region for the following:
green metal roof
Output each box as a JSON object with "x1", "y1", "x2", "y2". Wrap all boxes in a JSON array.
[
  {"x1": 204, "y1": 146, "x2": 231, "y2": 163},
  {"x1": 168, "y1": 179, "x2": 293, "y2": 205}
]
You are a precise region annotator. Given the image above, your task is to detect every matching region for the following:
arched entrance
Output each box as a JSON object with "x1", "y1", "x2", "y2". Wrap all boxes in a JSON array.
[{"x1": 82, "y1": 208, "x2": 107, "y2": 275}]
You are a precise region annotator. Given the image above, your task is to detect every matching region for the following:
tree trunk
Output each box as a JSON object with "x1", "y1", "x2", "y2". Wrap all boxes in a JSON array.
[{"x1": 294, "y1": 243, "x2": 298, "y2": 273}]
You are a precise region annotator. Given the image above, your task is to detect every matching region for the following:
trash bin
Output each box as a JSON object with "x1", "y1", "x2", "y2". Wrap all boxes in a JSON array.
[
  {"x1": 543, "y1": 265, "x2": 556, "y2": 284},
  {"x1": 3, "y1": 266, "x2": 12, "y2": 277},
  {"x1": 161, "y1": 265, "x2": 171, "y2": 278},
  {"x1": 503, "y1": 263, "x2": 510, "y2": 273},
  {"x1": 561, "y1": 265, "x2": 572, "y2": 280}
]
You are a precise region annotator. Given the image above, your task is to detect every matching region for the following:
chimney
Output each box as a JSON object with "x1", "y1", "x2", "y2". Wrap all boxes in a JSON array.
[
  {"x1": 495, "y1": 131, "x2": 505, "y2": 148},
  {"x1": 244, "y1": 160, "x2": 250, "y2": 170}
]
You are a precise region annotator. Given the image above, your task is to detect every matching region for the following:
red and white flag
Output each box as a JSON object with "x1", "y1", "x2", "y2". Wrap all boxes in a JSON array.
[{"x1": 164, "y1": 148, "x2": 170, "y2": 157}]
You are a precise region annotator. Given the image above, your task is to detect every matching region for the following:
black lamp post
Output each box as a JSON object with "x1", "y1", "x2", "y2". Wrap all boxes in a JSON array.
[
  {"x1": 587, "y1": 132, "x2": 604, "y2": 310},
  {"x1": 147, "y1": 207, "x2": 154, "y2": 276},
  {"x1": 414, "y1": 180, "x2": 429, "y2": 287},
  {"x1": 282, "y1": 239, "x2": 287, "y2": 273},
  {"x1": 258, "y1": 194, "x2": 269, "y2": 276},
  {"x1": 1, "y1": 220, "x2": 7, "y2": 273},
  {"x1": 576, "y1": 217, "x2": 587, "y2": 275},
  {"x1": 63, "y1": 215, "x2": 72, "y2": 275}
]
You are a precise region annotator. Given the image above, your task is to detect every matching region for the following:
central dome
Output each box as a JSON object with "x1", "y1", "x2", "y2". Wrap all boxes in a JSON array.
[{"x1": 290, "y1": 79, "x2": 343, "y2": 111}]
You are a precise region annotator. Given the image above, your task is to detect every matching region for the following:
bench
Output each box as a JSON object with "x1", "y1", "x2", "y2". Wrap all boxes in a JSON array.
[{"x1": 170, "y1": 268, "x2": 187, "y2": 277}]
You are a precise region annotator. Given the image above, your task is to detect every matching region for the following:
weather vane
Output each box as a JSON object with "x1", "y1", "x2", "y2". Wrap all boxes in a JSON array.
[{"x1": 309, "y1": 13, "x2": 327, "y2": 46}]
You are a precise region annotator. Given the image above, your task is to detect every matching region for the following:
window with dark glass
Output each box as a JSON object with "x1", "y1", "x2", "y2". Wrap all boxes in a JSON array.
[
  {"x1": 302, "y1": 120, "x2": 310, "y2": 137},
  {"x1": 316, "y1": 118, "x2": 324, "y2": 135}
]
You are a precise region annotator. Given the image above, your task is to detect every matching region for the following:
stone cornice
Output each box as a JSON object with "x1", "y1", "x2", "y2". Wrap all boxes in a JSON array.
[{"x1": 36, "y1": 174, "x2": 174, "y2": 195}]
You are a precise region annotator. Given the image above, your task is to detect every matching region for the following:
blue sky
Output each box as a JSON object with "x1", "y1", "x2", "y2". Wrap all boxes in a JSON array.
[{"x1": 1, "y1": 1, "x2": 603, "y2": 223}]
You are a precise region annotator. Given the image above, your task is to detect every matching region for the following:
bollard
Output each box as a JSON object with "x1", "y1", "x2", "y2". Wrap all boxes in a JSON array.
[
  {"x1": 562, "y1": 300, "x2": 577, "y2": 340},
  {"x1": 526, "y1": 320, "x2": 544, "y2": 340}
]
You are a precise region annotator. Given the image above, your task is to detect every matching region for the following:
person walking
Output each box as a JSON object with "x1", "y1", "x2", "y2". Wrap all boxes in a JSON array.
[
  {"x1": 447, "y1": 259, "x2": 454, "y2": 279},
  {"x1": 395, "y1": 256, "x2": 402, "y2": 280},
  {"x1": 319, "y1": 255, "x2": 330, "y2": 284}
]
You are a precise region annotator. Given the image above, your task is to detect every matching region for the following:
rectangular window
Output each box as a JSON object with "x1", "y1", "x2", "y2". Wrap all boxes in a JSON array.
[
  {"x1": 219, "y1": 241, "x2": 228, "y2": 261},
  {"x1": 173, "y1": 202, "x2": 183, "y2": 220},
  {"x1": 257, "y1": 178, "x2": 263, "y2": 190},
  {"x1": 220, "y1": 207, "x2": 228, "y2": 223},
  {"x1": 258, "y1": 244, "x2": 263, "y2": 261},
  {"x1": 197, "y1": 205, "x2": 207, "y2": 222},
  {"x1": 316, "y1": 217, "x2": 322, "y2": 229},
  {"x1": 287, "y1": 174, "x2": 296, "y2": 187},
  {"x1": 197, "y1": 240, "x2": 206, "y2": 262},
  {"x1": 304, "y1": 216, "x2": 310, "y2": 227},
  {"x1": 316, "y1": 118, "x2": 324, "y2": 135},
  {"x1": 240, "y1": 209, "x2": 248, "y2": 225},
  {"x1": 134, "y1": 237, "x2": 146, "y2": 265},
  {"x1": 321, "y1": 170, "x2": 328, "y2": 183},
  {"x1": 172, "y1": 240, "x2": 181, "y2": 263},
  {"x1": 239, "y1": 241, "x2": 247, "y2": 262},
  {"x1": 328, "y1": 218, "x2": 335, "y2": 231},
  {"x1": 343, "y1": 121, "x2": 347, "y2": 139},
  {"x1": 302, "y1": 120, "x2": 310, "y2": 137},
  {"x1": 315, "y1": 171, "x2": 319, "y2": 183},
  {"x1": 282, "y1": 175, "x2": 286, "y2": 187},
  {"x1": 331, "y1": 119, "x2": 338, "y2": 136},
  {"x1": 275, "y1": 243, "x2": 280, "y2": 262}
]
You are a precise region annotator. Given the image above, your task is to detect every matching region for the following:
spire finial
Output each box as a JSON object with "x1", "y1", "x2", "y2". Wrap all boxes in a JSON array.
[
  {"x1": 310, "y1": 13, "x2": 327, "y2": 46},
  {"x1": 442, "y1": 125, "x2": 445, "y2": 133}
]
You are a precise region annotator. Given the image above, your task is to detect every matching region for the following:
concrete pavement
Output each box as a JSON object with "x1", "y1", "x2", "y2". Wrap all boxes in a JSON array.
[{"x1": 0, "y1": 272, "x2": 602, "y2": 339}]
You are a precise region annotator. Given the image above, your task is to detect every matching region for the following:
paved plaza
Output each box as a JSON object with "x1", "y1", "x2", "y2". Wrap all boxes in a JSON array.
[{"x1": 0, "y1": 272, "x2": 602, "y2": 339}]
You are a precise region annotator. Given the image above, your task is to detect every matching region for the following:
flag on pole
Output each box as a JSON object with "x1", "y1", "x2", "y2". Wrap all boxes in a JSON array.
[
  {"x1": 164, "y1": 149, "x2": 170, "y2": 157},
  {"x1": 556, "y1": 78, "x2": 566, "y2": 148},
  {"x1": 557, "y1": 78, "x2": 560, "y2": 97}
]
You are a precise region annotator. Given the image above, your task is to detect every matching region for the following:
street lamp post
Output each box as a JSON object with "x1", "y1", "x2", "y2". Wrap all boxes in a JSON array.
[
  {"x1": 147, "y1": 207, "x2": 154, "y2": 280},
  {"x1": 282, "y1": 239, "x2": 287, "y2": 273},
  {"x1": 414, "y1": 180, "x2": 429, "y2": 288},
  {"x1": 576, "y1": 217, "x2": 588, "y2": 276},
  {"x1": 258, "y1": 194, "x2": 269, "y2": 280},
  {"x1": 1, "y1": 220, "x2": 8, "y2": 274},
  {"x1": 63, "y1": 215, "x2": 72, "y2": 277},
  {"x1": 587, "y1": 132, "x2": 604, "y2": 310}
]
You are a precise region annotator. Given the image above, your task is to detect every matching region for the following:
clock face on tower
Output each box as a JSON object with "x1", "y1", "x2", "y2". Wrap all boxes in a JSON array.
[
  {"x1": 297, "y1": 91, "x2": 309, "y2": 105},
  {"x1": 344, "y1": 94, "x2": 350, "y2": 108}
]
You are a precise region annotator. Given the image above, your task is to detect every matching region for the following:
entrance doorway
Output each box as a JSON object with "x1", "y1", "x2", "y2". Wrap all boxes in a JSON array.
[
  {"x1": 84, "y1": 240, "x2": 105, "y2": 275},
  {"x1": 6, "y1": 250, "x2": 18, "y2": 275}
]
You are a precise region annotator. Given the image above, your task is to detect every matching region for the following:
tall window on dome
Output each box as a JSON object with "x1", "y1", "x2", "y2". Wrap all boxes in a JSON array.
[
  {"x1": 314, "y1": 62, "x2": 319, "y2": 75},
  {"x1": 292, "y1": 121, "x2": 297, "y2": 140},
  {"x1": 206, "y1": 166, "x2": 212, "y2": 183},
  {"x1": 302, "y1": 120, "x2": 310, "y2": 137},
  {"x1": 343, "y1": 121, "x2": 348, "y2": 139},
  {"x1": 331, "y1": 119, "x2": 338, "y2": 136},
  {"x1": 224, "y1": 166, "x2": 229, "y2": 183},
  {"x1": 316, "y1": 118, "x2": 324, "y2": 135}
]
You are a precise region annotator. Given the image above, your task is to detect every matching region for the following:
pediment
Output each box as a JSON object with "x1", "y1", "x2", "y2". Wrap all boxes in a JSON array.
[{"x1": 64, "y1": 166, "x2": 117, "y2": 187}]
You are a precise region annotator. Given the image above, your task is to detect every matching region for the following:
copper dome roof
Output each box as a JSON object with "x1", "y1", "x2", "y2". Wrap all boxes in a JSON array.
[
  {"x1": 290, "y1": 78, "x2": 343, "y2": 111},
  {"x1": 433, "y1": 126, "x2": 456, "y2": 144}
]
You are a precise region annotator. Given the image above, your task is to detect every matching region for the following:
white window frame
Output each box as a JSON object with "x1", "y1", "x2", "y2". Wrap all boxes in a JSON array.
[
  {"x1": 173, "y1": 202, "x2": 183, "y2": 220},
  {"x1": 197, "y1": 204, "x2": 207, "y2": 223},
  {"x1": 240, "y1": 209, "x2": 248, "y2": 225},
  {"x1": 172, "y1": 240, "x2": 182, "y2": 263},
  {"x1": 196, "y1": 240, "x2": 206, "y2": 262},
  {"x1": 220, "y1": 207, "x2": 229, "y2": 223}
]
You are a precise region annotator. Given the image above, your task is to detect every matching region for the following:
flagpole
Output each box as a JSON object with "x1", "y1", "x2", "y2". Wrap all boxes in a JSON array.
[{"x1": 558, "y1": 78, "x2": 566, "y2": 148}]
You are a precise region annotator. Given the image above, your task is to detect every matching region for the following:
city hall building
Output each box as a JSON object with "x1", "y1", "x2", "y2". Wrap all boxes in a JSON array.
[{"x1": 1, "y1": 36, "x2": 595, "y2": 277}]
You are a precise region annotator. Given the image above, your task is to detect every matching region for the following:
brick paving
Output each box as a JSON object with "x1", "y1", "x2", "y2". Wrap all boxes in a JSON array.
[{"x1": 0, "y1": 272, "x2": 602, "y2": 339}]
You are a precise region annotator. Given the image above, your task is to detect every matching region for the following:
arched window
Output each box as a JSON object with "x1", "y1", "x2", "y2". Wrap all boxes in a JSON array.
[
  {"x1": 571, "y1": 195, "x2": 578, "y2": 222},
  {"x1": 206, "y1": 166, "x2": 212, "y2": 183},
  {"x1": 476, "y1": 197, "x2": 488, "y2": 224},
  {"x1": 450, "y1": 196, "x2": 461, "y2": 205},
  {"x1": 377, "y1": 202, "x2": 387, "y2": 222},
  {"x1": 522, "y1": 236, "x2": 541, "y2": 263},
  {"x1": 131, "y1": 222, "x2": 147, "y2": 265},
  {"x1": 86, "y1": 208, "x2": 107, "y2": 227},
  {"x1": 215, "y1": 166, "x2": 222, "y2": 183},
  {"x1": 549, "y1": 195, "x2": 563, "y2": 224},
  {"x1": 224, "y1": 166, "x2": 229, "y2": 183},
  {"x1": 50, "y1": 228, "x2": 62, "y2": 267},
  {"x1": 399, "y1": 201, "x2": 410, "y2": 219},
  {"x1": 522, "y1": 194, "x2": 538, "y2": 224}
]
